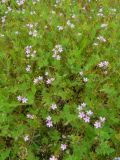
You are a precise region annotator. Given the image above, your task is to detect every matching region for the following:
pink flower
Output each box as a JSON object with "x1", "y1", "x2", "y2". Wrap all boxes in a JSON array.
[
  {"x1": 17, "y1": 96, "x2": 28, "y2": 103},
  {"x1": 61, "y1": 144, "x2": 67, "y2": 151},
  {"x1": 83, "y1": 116, "x2": 90, "y2": 123},
  {"x1": 46, "y1": 79, "x2": 52, "y2": 84},
  {"x1": 22, "y1": 97, "x2": 28, "y2": 103},
  {"x1": 46, "y1": 121, "x2": 53, "y2": 128},
  {"x1": 46, "y1": 116, "x2": 53, "y2": 128},
  {"x1": 94, "y1": 121, "x2": 101, "y2": 128},
  {"x1": 78, "y1": 112, "x2": 85, "y2": 119}
]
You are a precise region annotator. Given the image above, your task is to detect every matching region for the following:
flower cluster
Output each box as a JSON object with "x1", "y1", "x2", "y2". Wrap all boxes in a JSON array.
[
  {"x1": 1, "y1": 16, "x2": 6, "y2": 25},
  {"x1": 49, "y1": 144, "x2": 67, "y2": 160},
  {"x1": 94, "y1": 117, "x2": 106, "y2": 129},
  {"x1": 98, "y1": 61, "x2": 109, "y2": 69},
  {"x1": 93, "y1": 35, "x2": 107, "y2": 46},
  {"x1": 78, "y1": 103, "x2": 93, "y2": 123},
  {"x1": 26, "y1": 23, "x2": 38, "y2": 37},
  {"x1": 67, "y1": 20, "x2": 75, "y2": 28},
  {"x1": 78, "y1": 103, "x2": 106, "y2": 128},
  {"x1": 33, "y1": 76, "x2": 43, "y2": 84},
  {"x1": 97, "y1": 35, "x2": 106, "y2": 42},
  {"x1": 79, "y1": 71, "x2": 89, "y2": 83},
  {"x1": 5, "y1": 7, "x2": 12, "y2": 14},
  {"x1": 46, "y1": 77, "x2": 55, "y2": 85},
  {"x1": 16, "y1": 0, "x2": 25, "y2": 6},
  {"x1": 52, "y1": 44, "x2": 63, "y2": 60},
  {"x1": 46, "y1": 116, "x2": 53, "y2": 128},
  {"x1": 97, "y1": 8, "x2": 104, "y2": 17},
  {"x1": 17, "y1": 95, "x2": 28, "y2": 103},
  {"x1": 25, "y1": 46, "x2": 36, "y2": 57}
]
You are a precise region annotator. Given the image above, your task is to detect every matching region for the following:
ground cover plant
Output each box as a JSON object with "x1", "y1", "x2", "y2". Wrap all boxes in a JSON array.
[{"x1": 0, "y1": 0, "x2": 120, "y2": 159}]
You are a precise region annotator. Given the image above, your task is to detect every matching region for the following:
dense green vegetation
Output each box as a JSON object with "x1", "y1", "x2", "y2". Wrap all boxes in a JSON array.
[{"x1": 0, "y1": 0, "x2": 120, "y2": 159}]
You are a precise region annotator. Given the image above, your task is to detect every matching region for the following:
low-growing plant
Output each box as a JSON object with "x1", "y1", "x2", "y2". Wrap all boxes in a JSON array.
[{"x1": 0, "y1": 0, "x2": 120, "y2": 160}]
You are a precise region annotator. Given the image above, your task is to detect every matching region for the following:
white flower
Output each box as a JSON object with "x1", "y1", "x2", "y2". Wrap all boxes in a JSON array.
[
  {"x1": 67, "y1": 20, "x2": 75, "y2": 28},
  {"x1": 113, "y1": 157, "x2": 120, "y2": 160},
  {"x1": 57, "y1": 26, "x2": 64, "y2": 31},
  {"x1": 46, "y1": 116, "x2": 52, "y2": 121},
  {"x1": 38, "y1": 76, "x2": 43, "y2": 81},
  {"x1": 45, "y1": 72, "x2": 49, "y2": 76},
  {"x1": 24, "y1": 135, "x2": 29, "y2": 141},
  {"x1": 101, "y1": 24, "x2": 108, "y2": 28},
  {"x1": 2, "y1": 16, "x2": 6, "y2": 23},
  {"x1": 51, "y1": 104, "x2": 57, "y2": 110},
  {"x1": 81, "y1": 102, "x2": 86, "y2": 107},
  {"x1": 56, "y1": 0, "x2": 60, "y2": 3},
  {"x1": 33, "y1": 78, "x2": 39, "y2": 84},
  {"x1": 99, "y1": 117, "x2": 106, "y2": 123},
  {"x1": 2, "y1": 0, "x2": 7, "y2": 3},
  {"x1": 27, "y1": 114, "x2": 34, "y2": 119},
  {"x1": 26, "y1": 65, "x2": 31, "y2": 72},
  {"x1": 86, "y1": 110, "x2": 93, "y2": 116},
  {"x1": 52, "y1": 44, "x2": 63, "y2": 60},
  {"x1": 79, "y1": 71, "x2": 83, "y2": 76},
  {"x1": 83, "y1": 77, "x2": 88, "y2": 83},
  {"x1": 32, "y1": 30, "x2": 37, "y2": 37},
  {"x1": 33, "y1": 76, "x2": 43, "y2": 84},
  {"x1": 77, "y1": 105, "x2": 83, "y2": 111},
  {"x1": 72, "y1": 14, "x2": 76, "y2": 18},
  {"x1": 15, "y1": 31, "x2": 19, "y2": 35},
  {"x1": 31, "y1": 50, "x2": 36, "y2": 57},
  {"x1": 97, "y1": 36, "x2": 106, "y2": 42},
  {"x1": 93, "y1": 42, "x2": 99, "y2": 46},
  {"x1": 97, "y1": 13, "x2": 104, "y2": 17},
  {"x1": 49, "y1": 156, "x2": 58, "y2": 160},
  {"x1": 16, "y1": 0, "x2": 25, "y2": 6},
  {"x1": 17, "y1": 95, "x2": 22, "y2": 101}
]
